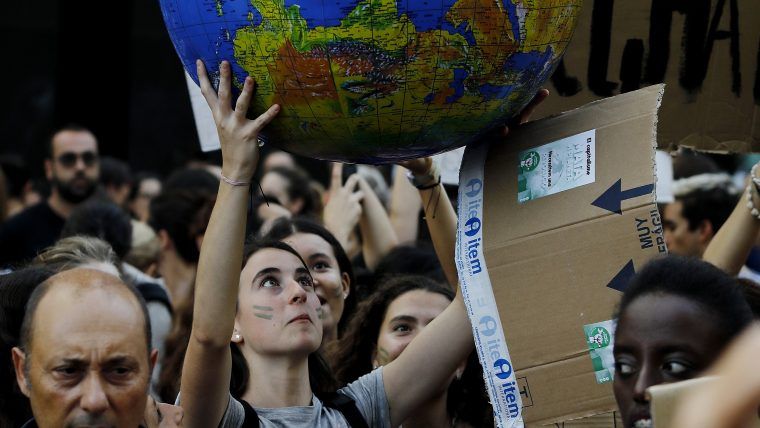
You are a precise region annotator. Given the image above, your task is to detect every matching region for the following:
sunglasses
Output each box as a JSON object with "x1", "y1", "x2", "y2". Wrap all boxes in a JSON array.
[{"x1": 57, "y1": 151, "x2": 98, "y2": 168}]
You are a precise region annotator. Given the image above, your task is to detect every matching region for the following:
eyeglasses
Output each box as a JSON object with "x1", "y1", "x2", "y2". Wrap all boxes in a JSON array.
[{"x1": 57, "y1": 151, "x2": 98, "y2": 168}]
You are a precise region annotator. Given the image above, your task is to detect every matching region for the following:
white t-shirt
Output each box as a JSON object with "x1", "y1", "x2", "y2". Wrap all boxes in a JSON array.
[{"x1": 219, "y1": 368, "x2": 390, "y2": 428}]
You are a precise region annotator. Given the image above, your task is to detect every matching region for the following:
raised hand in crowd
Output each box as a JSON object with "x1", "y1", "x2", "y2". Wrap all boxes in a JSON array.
[
  {"x1": 397, "y1": 157, "x2": 458, "y2": 288},
  {"x1": 355, "y1": 172, "x2": 398, "y2": 271},
  {"x1": 322, "y1": 163, "x2": 364, "y2": 257},
  {"x1": 703, "y1": 159, "x2": 760, "y2": 276}
]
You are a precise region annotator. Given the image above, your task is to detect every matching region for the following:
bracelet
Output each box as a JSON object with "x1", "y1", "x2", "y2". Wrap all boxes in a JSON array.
[
  {"x1": 746, "y1": 183, "x2": 760, "y2": 220},
  {"x1": 406, "y1": 160, "x2": 441, "y2": 189},
  {"x1": 220, "y1": 173, "x2": 251, "y2": 187},
  {"x1": 751, "y1": 164, "x2": 760, "y2": 193}
]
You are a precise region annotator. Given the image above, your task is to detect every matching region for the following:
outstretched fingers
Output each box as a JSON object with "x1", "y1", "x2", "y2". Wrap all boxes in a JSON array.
[
  {"x1": 196, "y1": 60, "x2": 219, "y2": 110},
  {"x1": 235, "y1": 76, "x2": 254, "y2": 117},
  {"x1": 216, "y1": 61, "x2": 233, "y2": 116},
  {"x1": 249, "y1": 103, "x2": 281, "y2": 134}
]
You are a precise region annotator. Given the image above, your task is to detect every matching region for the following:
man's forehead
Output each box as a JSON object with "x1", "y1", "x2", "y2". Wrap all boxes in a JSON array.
[
  {"x1": 32, "y1": 288, "x2": 147, "y2": 356},
  {"x1": 52, "y1": 130, "x2": 98, "y2": 153}
]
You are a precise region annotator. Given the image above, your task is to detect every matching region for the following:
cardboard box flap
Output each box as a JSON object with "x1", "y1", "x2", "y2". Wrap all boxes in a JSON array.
[{"x1": 483, "y1": 84, "x2": 663, "y2": 247}]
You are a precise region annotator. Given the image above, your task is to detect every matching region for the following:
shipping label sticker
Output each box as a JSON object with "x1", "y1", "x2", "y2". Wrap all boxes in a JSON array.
[
  {"x1": 518, "y1": 129, "x2": 596, "y2": 203},
  {"x1": 583, "y1": 319, "x2": 616, "y2": 384}
]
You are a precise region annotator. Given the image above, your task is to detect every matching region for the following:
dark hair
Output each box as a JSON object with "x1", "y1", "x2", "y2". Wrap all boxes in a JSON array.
[
  {"x1": 331, "y1": 275, "x2": 454, "y2": 384},
  {"x1": 677, "y1": 187, "x2": 738, "y2": 234},
  {"x1": 0, "y1": 155, "x2": 30, "y2": 198},
  {"x1": 266, "y1": 167, "x2": 317, "y2": 217},
  {"x1": 372, "y1": 243, "x2": 446, "y2": 285},
  {"x1": 61, "y1": 200, "x2": 133, "y2": 259},
  {"x1": 128, "y1": 171, "x2": 162, "y2": 202},
  {"x1": 158, "y1": 290, "x2": 195, "y2": 403},
  {"x1": 0, "y1": 267, "x2": 55, "y2": 427},
  {"x1": 164, "y1": 168, "x2": 219, "y2": 195},
  {"x1": 99, "y1": 156, "x2": 132, "y2": 188},
  {"x1": 617, "y1": 255, "x2": 753, "y2": 344},
  {"x1": 262, "y1": 217, "x2": 357, "y2": 333},
  {"x1": 47, "y1": 124, "x2": 94, "y2": 158},
  {"x1": 672, "y1": 149, "x2": 720, "y2": 179},
  {"x1": 738, "y1": 277, "x2": 760, "y2": 319},
  {"x1": 18, "y1": 271, "x2": 153, "y2": 368},
  {"x1": 148, "y1": 190, "x2": 214, "y2": 264},
  {"x1": 229, "y1": 239, "x2": 338, "y2": 400},
  {"x1": 330, "y1": 275, "x2": 492, "y2": 425}
]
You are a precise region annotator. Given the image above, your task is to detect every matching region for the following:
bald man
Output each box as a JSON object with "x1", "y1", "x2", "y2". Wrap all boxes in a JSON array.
[{"x1": 11, "y1": 268, "x2": 157, "y2": 428}]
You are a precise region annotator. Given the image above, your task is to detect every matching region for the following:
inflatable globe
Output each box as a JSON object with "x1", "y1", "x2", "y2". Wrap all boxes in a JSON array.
[{"x1": 160, "y1": 0, "x2": 581, "y2": 163}]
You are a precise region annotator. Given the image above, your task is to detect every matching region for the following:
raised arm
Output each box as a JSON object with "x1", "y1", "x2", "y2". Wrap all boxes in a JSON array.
[
  {"x1": 399, "y1": 157, "x2": 458, "y2": 288},
  {"x1": 389, "y1": 165, "x2": 422, "y2": 243},
  {"x1": 383, "y1": 288, "x2": 472, "y2": 425},
  {"x1": 180, "y1": 60, "x2": 279, "y2": 428},
  {"x1": 356, "y1": 175, "x2": 399, "y2": 270},
  {"x1": 703, "y1": 163, "x2": 760, "y2": 276}
]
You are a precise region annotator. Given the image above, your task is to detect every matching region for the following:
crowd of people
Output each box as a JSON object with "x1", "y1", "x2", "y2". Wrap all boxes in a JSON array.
[{"x1": 1, "y1": 60, "x2": 760, "y2": 428}]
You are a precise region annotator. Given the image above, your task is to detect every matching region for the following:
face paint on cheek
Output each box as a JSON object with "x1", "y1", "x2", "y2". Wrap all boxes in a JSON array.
[
  {"x1": 316, "y1": 307, "x2": 327, "y2": 320},
  {"x1": 253, "y1": 305, "x2": 274, "y2": 320},
  {"x1": 376, "y1": 346, "x2": 391, "y2": 366},
  {"x1": 333, "y1": 285, "x2": 344, "y2": 298}
]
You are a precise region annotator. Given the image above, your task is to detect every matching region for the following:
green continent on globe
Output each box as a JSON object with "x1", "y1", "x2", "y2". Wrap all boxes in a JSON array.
[{"x1": 165, "y1": 0, "x2": 581, "y2": 162}]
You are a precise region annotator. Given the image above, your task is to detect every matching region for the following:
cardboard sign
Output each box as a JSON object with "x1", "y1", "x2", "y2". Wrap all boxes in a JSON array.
[
  {"x1": 457, "y1": 84, "x2": 666, "y2": 426},
  {"x1": 538, "y1": 0, "x2": 760, "y2": 153}
]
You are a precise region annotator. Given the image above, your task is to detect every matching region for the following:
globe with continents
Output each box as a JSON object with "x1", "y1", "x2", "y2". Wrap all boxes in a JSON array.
[{"x1": 160, "y1": 0, "x2": 581, "y2": 163}]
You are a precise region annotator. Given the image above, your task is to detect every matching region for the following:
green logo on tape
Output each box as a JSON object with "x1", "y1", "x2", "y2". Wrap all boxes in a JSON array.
[
  {"x1": 587, "y1": 326, "x2": 611, "y2": 349},
  {"x1": 520, "y1": 151, "x2": 540, "y2": 172}
]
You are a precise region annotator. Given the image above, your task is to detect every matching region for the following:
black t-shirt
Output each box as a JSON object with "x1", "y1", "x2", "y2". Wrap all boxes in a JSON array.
[{"x1": 0, "y1": 202, "x2": 65, "y2": 269}]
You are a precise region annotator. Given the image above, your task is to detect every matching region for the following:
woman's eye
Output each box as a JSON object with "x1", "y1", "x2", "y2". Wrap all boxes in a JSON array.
[
  {"x1": 392, "y1": 324, "x2": 412, "y2": 333},
  {"x1": 663, "y1": 360, "x2": 690, "y2": 376},
  {"x1": 261, "y1": 278, "x2": 279, "y2": 288},
  {"x1": 298, "y1": 276, "x2": 314, "y2": 288},
  {"x1": 313, "y1": 262, "x2": 329, "y2": 271}
]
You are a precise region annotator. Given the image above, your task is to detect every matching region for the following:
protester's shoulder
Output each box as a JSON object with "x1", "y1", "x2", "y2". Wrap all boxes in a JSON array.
[
  {"x1": 219, "y1": 394, "x2": 246, "y2": 428},
  {"x1": 3, "y1": 202, "x2": 61, "y2": 228},
  {"x1": 337, "y1": 367, "x2": 390, "y2": 428}
]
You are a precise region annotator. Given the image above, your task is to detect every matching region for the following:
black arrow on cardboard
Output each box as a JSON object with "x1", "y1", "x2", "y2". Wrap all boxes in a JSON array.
[
  {"x1": 592, "y1": 179, "x2": 654, "y2": 215},
  {"x1": 607, "y1": 260, "x2": 636, "y2": 292}
]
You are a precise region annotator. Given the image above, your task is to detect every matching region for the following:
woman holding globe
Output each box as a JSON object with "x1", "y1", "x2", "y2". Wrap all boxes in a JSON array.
[{"x1": 178, "y1": 59, "x2": 477, "y2": 427}]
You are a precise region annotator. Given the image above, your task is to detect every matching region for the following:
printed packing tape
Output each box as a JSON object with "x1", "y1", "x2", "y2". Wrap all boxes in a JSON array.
[{"x1": 456, "y1": 141, "x2": 524, "y2": 428}]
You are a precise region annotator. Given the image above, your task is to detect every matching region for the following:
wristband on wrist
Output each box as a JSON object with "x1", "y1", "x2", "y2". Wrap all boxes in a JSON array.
[
  {"x1": 220, "y1": 173, "x2": 251, "y2": 187},
  {"x1": 745, "y1": 164, "x2": 760, "y2": 220},
  {"x1": 406, "y1": 161, "x2": 441, "y2": 189}
]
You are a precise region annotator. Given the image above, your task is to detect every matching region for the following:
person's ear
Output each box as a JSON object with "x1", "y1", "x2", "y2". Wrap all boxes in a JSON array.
[
  {"x1": 698, "y1": 219, "x2": 715, "y2": 243},
  {"x1": 149, "y1": 349, "x2": 158, "y2": 372},
  {"x1": 44, "y1": 158, "x2": 53, "y2": 182},
  {"x1": 371, "y1": 347, "x2": 379, "y2": 369},
  {"x1": 11, "y1": 347, "x2": 30, "y2": 397},
  {"x1": 340, "y1": 272, "x2": 350, "y2": 300},
  {"x1": 158, "y1": 230, "x2": 172, "y2": 252},
  {"x1": 231, "y1": 321, "x2": 244, "y2": 344}
]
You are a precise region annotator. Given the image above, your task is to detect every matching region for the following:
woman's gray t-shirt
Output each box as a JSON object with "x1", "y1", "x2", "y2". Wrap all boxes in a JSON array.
[{"x1": 218, "y1": 368, "x2": 390, "y2": 428}]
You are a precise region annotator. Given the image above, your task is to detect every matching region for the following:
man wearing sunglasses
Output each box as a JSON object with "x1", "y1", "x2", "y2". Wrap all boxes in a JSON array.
[{"x1": 0, "y1": 125, "x2": 100, "y2": 268}]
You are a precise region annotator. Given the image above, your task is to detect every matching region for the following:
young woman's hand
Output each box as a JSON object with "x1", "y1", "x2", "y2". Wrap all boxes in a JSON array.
[
  {"x1": 323, "y1": 163, "x2": 364, "y2": 252},
  {"x1": 196, "y1": 60, "x2": 280, "y2": 181}
]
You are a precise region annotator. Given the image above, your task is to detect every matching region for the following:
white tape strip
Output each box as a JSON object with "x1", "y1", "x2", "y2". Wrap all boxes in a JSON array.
[{"x1": 456, "y1": 141, "x2": 524, "y2": 428}]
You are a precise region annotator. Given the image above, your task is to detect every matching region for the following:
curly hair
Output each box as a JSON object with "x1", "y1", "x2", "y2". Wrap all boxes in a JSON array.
[{"x1": 330, "y1": 275, "x2": 493, "y2": 426}]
